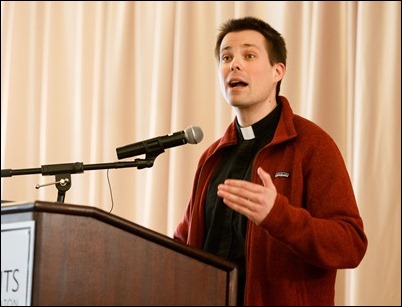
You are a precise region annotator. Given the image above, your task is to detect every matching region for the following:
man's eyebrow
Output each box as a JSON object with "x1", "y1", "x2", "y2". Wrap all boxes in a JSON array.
[{"x1": 220, "y1": 43, "x2": 259, "y2": 53}]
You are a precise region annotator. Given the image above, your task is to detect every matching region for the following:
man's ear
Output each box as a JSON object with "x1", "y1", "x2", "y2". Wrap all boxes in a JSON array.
[{"x1": 274, "y1": 63, "x2": 286, "y2": 82}]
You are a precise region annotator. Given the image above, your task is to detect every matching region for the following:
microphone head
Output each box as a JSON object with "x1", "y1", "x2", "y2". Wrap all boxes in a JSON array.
[{"x1": 184, "y1": 126, "x2": 203, "y2": 144}]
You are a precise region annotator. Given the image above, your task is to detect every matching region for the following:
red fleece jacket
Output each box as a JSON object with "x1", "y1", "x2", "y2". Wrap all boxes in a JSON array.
[{"x1": 174, "y1": 96, "x2": 367, "y2": 306}]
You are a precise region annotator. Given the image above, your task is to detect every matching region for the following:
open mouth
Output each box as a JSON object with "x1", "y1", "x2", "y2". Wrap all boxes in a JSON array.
[{"x1": 229, "y1": 80, "x2": 248, "y2": 88}]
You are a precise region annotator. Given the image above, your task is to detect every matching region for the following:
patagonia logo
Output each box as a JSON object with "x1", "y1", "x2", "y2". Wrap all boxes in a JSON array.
[{"x1": 275, "y1": 171, "x2": 290, "y2": 178}]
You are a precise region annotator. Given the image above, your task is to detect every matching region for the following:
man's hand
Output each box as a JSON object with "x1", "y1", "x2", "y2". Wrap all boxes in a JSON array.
[{"x1": 217, "y1": 167, "x2": 277, "y2": 225}]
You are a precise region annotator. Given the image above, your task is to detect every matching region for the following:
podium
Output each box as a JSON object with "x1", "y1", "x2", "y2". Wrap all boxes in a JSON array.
[{"x1": 1, "y1": 201, "x2": 238, "y2": 306}]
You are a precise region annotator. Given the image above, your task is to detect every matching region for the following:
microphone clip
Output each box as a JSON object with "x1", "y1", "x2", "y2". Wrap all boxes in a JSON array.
[{"x1": 141, "y1": 137, "x2": 166, "y2": 161}]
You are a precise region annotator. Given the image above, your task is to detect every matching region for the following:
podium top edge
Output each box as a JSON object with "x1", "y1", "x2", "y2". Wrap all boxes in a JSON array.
[
  {"x1": 1, "y1": 200, "x2": 238, "y2": 272},
  {"x1": 1, "y1": 200, "x2": 37, "y2": 209},
  {"x1": 2, "y1": 199, "x2": 36, "y2": 205}
]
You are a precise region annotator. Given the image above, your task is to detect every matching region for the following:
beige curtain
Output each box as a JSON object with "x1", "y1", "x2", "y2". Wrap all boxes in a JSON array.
[{"x1": 1, "y1": 1, "x2": 400, "y2": 305}]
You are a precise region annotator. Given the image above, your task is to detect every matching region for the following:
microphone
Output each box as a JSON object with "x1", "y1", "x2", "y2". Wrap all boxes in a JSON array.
[{"x1": 116, "y1": 126, "x2": 203, "y2": 160}]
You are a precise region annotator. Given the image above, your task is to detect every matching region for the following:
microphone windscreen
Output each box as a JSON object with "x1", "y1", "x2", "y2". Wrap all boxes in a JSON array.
[{"x1": 185, "y1": 126, "x2": 203, "y2": 144}]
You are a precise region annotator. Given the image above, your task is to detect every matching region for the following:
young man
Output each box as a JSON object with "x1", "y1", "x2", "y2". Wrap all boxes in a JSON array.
[{"x1": 174, "y1": 16, "x2": 367, "y2": 306}]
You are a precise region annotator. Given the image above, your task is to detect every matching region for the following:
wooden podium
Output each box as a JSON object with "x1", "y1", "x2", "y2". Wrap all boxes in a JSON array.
[{"x1": 1, "y1": 201, "x2": 238, "y2": 306}]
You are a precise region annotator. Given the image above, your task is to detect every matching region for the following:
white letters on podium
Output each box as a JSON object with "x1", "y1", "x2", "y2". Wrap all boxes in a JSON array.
[{"x1": 1, "y1": 221, "x2": 35, "y2": 306}]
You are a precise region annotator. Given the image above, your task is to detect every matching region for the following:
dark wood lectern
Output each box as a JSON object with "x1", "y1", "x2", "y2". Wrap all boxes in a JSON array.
[{"x1": 1, "y1": 201, "x2": 237, "y2": 306}]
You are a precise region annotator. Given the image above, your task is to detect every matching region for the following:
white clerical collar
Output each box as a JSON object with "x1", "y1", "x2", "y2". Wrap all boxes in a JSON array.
[{"x1": 240, "y1": 126, "x2": 255, "y2": 140}]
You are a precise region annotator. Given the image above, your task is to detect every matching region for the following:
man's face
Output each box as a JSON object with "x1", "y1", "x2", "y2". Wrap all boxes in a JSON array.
[{"x1": 218, "y1": 30, "x2": 281, "y2": 112}]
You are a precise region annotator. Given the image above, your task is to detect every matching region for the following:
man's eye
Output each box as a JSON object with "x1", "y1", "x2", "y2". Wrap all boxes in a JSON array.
[{"x1": 221, "y1": 55, "x2": 231, "y2": 62}]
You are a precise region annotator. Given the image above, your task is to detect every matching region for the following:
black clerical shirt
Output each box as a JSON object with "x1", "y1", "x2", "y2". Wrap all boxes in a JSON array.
[{"x1": 203, "y1": 103, "x2": 281, "y2": 305}]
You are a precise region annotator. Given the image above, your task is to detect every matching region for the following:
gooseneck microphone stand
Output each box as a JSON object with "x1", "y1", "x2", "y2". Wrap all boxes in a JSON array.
[{"x1": 1, "y1": 158, "x2": 156, "y2": 203}]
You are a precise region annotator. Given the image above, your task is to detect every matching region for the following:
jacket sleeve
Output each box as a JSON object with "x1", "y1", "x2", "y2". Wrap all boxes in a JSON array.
[
  {"x1": 261, "y1": 130, "x2": 368, "y2": 269},
  {"x1": 173, "y1": 147, "x2": 210, "y2": 244},
  {"x1": 173, "y1": 202, "x2": 190, "y2": 243}
]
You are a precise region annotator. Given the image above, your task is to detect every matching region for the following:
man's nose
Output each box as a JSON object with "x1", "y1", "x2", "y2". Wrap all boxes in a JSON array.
[{"x1": 230, "y1": 58, "x2": 241, "y2": 71}]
